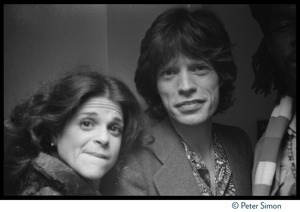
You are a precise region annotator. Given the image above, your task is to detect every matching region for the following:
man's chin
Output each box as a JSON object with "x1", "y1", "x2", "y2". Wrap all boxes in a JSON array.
[{"x1": 172, "y1": 115, "x2": 205, "y2": 126}]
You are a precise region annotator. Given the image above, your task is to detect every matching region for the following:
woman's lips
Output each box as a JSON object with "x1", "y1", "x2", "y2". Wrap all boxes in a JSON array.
[{"x1": 83, "y1": 151, "x2": 109, "y2": 159}]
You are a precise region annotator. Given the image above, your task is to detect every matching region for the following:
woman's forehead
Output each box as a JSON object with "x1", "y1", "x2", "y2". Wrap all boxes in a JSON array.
[{"x1": 80, "y1": 96, "x2": 122, "y2": 116}]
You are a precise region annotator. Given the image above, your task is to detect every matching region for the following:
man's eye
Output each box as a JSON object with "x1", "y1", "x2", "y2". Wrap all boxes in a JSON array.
[
  {"x1": 160, "y1": 69, "x2": 176, "y2": 79},
  {"x1": 164, "y1": 70, "x2": 173, "y2": 75},
  {"x1": 191, "y1": 65, "x2": 210, "y2": 75},
  {"x1": 163, "y1": 70, "x2": 174, "y2": 76}
]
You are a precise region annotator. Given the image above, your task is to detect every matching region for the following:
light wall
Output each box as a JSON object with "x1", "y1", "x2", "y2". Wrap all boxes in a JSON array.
[
  {"x1": 4, "y1": 4, "x2": 276, "y2": 146},
  {"x1": 107, "y1": 4, "x2": 194, "y2": 108},
  {"x1": 4, "y1": 4, "x2": 108, "y2": 116}
]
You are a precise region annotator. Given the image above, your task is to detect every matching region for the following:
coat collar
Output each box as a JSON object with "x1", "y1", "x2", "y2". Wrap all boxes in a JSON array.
[
  {"x1": 150, "y1": 118, "x2": 200, "y2": 195},
  {"x1": 33, "y1": 152, "x2": 100, "y2": 195},
  {"x1": 149, "y1": 119, "x2": 250, "y2": 195},
  {"x1": 150, "y1": 118, "x2": 179, "y2": 163}
]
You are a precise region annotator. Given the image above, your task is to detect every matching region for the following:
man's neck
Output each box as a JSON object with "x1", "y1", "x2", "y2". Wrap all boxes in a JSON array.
[{"x1": 170, "y1": 118, "x2": 214, "y2": 158}]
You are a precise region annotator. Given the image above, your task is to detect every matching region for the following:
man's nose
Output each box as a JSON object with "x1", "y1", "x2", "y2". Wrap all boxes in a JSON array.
[{"x1": 178, "y1": 70, "x2": 197, "y2": 96}]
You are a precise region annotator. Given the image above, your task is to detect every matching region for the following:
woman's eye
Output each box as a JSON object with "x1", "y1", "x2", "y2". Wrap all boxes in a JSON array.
[
  {"x1": 80, "y1": 120, "x2": 94, "y2": 130},
  {"x1": 109, "y1": 125, "x2": 123, "y2": 136}
]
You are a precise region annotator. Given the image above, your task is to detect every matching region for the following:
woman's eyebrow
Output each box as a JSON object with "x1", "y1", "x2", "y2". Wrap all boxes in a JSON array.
[
  {"x1": 111, "y1": 117, "x2": 124, "y2": 125},
  {"x1": 78, "y1": 112, "x2": 98, "y2": 116}
]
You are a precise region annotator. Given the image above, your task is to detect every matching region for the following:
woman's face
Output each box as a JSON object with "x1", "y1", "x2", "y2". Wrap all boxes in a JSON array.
[
  {"x1": 56, "y1": 96, "x2": 124, "y2": 188},
  {"x1": 156, "y1": 54, "x2": 220, "y2": 126}
]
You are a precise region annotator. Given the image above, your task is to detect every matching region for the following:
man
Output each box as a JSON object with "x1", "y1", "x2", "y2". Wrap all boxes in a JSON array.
[{"x1": 103, "y1": 7, "x2": 253, "y2": 196}]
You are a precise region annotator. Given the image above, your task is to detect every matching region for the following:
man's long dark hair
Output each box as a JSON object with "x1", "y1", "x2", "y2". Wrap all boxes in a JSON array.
[{"x1": 135, "y1": 7, "x2": 237, "y2": 121}]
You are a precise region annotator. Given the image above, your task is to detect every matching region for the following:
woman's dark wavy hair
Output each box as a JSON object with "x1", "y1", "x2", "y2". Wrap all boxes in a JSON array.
[
  {"x1": 134, "y1": 7, "x2": 237, "y2": 121},
  {"x1": 4, "y1": 70, "x2": 143, "y2": 195},
  {"x1": 250, "y1": 4, "x2": 290, "y2": 101}
]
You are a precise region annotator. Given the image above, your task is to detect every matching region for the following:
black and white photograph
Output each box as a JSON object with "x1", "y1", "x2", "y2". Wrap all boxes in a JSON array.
[{"x1": 3, "y1": 4, "x2": 297, "y2": 206}]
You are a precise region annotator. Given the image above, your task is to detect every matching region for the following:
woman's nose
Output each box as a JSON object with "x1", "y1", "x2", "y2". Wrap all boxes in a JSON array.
[
  {"x1": 94, "y1": 139, "x2": 109, "y2": 147},
  {"x1": 93, "y1": 128, "x2": 109, "y2": 147}
]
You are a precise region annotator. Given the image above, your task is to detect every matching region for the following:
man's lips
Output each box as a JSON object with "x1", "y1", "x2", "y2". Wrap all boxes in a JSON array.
[
  {"x1": 83, "y1": 151, "x2": 109, "y2": 159},
  {"x1": 175, "y1": 99, "x2": 205, "y2": 108}
]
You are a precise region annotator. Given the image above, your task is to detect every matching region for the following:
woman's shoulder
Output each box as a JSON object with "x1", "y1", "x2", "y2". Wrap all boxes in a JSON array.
[
  {"x1": 22, "y1": 184, "x2": 62, "y2": 195},
  {"x1": 20, "y1": 157, "x2": 62, "y2": 195},
  {"x1": 32, "y1": 152, "x2": 74, "y2": 175},
  {"x1": 23, "y1": 152, "x2": 100, "y2": 195}
]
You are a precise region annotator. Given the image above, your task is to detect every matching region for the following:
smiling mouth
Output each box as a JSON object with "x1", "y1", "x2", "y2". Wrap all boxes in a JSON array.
[
  {"x1": 84, "y1": 151, "x2": 109, "y2": 159},
  {"x1": 175, "y1": 99, "x2": 205, "y2": 108}
]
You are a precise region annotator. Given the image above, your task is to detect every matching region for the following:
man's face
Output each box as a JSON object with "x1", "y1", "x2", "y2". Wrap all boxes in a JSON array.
[
  {"x1": 156, "y1": 54, "x2": 220, "y2": 126},
  {"x1": 268, "y1": 4, "x2": 296, "y2": 92}
]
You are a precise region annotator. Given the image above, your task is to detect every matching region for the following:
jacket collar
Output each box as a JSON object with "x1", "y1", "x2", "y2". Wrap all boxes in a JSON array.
[
  {"x1": 149, "y1": 119, "x2": 250, "y2": 195},
  {"x1": 150, "y1": 118, "x2": 200, "y2": 195},
  {"x1": 150, "y1": 118, "x2": 179, "y2": 163}
]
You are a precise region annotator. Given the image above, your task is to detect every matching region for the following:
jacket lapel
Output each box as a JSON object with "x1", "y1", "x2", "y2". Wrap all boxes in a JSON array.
[
  {"x1": 149, "y1": 120, "x2": 251, "y2": 195},
  {"x1": 151, "y1": 119, "x2": 200, "y2": 195}
]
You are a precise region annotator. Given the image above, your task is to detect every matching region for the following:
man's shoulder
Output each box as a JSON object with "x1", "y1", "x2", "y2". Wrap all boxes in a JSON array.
[
  {"x1": 213, "y1": 122, "x2": 249, "y2": 138},
  {"x1": 213, "y1": 122, "x2": 252, "y2": 151}
]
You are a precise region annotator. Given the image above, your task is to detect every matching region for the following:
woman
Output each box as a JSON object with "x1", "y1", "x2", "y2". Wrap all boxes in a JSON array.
[
  {"x1": 250, "y1": 4, "x2": 296, "y2": 196},
  {"x1": 104, "y1": 7, "x2": 253, "y2": 196},
  {"x1": 4, "y1": 70, "x2": 143, "y2": 195}
]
